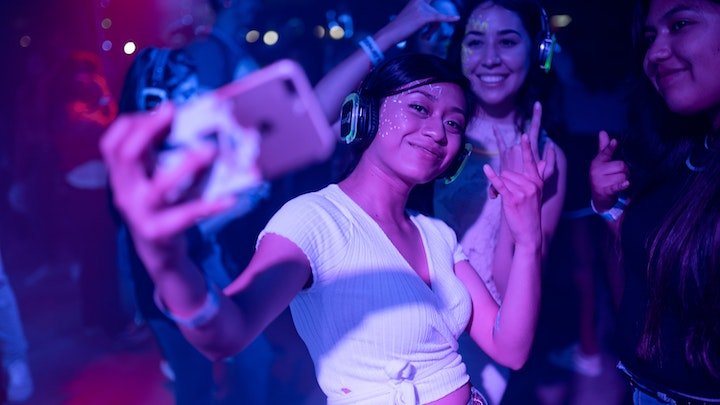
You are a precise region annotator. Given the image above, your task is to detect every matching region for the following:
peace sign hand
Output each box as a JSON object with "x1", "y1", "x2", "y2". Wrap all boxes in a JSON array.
[
  {"x1": 484, "y1": 134, "x2": 544, "y2": 248},
  {"x1": 490, "y1": 102, "x2": 555, "y2": 198}
]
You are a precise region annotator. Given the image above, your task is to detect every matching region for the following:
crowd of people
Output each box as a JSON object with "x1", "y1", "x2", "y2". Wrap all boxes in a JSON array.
[{"x1": 3, "y1": 0, "x2": 719, "y2": 403}]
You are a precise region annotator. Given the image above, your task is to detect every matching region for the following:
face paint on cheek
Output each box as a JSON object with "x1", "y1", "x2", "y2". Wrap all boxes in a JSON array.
[
  {"x1": 378, "y1": 102, "x2": 391, "y2": 138},
  {"x1": 461, "y1": 46, "x2": 478, "y2": 74}
]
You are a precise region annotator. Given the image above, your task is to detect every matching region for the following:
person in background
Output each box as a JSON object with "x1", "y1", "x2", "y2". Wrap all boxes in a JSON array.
[
  {"x1": 314, "y1": 0, "x2": 462, "y2": 125},
  {"x1": 544, "y1": 0, "x2": 635, "y2": 385},
  {"x1": 103, "y1": 52, "x2": 553, "y2": 405},
  {"x1": 114, "y1": 0, "x2": 281, "y2": 403},
  {"x1": 590, "y1": 0, "x2": 720, "y2": 402},
  {"x1": 406, "y1": 0, "x2": 465, "y2": 59},
  {"x1": 435, "y1": 1, "x2": 567, "y2": 403}
]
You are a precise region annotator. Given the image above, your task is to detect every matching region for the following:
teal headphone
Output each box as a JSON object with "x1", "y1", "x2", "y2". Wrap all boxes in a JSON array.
[{"x1": 538, "y1": 7, "x2": 556, "y2": 73}]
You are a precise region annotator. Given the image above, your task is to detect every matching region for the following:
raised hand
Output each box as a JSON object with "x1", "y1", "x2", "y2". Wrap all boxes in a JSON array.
[
  {"x1": 483, "y1": 135, "x2": 544, "y2": 248},
  {"x1": 490, "y1": 102, "x2": 555, "y2": 198},
  {"x1": 382, "y1": 0, "x2": 460, "y2": 45},
  {"x1": 101, "y1": 105, "x2": 235, "y2": 268},
  {"x1": 589, "y1": 130, "x2": 629, "y2": 213}
]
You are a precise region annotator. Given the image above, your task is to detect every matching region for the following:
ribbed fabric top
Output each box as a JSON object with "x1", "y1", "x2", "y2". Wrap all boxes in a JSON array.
[{"x1": 258, "y1": 184, "x2": 472, "y2": 404}]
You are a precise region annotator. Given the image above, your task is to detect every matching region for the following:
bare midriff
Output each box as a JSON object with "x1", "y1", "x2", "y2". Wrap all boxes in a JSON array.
[{"x1": 427, "y1": 382, "x2": 471, "y2": 405}]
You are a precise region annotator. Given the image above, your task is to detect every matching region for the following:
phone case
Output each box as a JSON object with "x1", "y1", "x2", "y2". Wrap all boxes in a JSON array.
[{"x1": 160, "y1": 59, "x2": 335, "y2": 201}]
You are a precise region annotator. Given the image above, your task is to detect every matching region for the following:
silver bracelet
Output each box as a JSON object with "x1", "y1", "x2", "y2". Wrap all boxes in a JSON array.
[
  {"x1": 153, "y1": 282, "x2": 221, "y2": 328},
  {"x1": 358, "y1": 36, "x2": 384, "y2": 67},
  {"x1": 590, "y1": 196, "x2": 628, "y2": 221}
]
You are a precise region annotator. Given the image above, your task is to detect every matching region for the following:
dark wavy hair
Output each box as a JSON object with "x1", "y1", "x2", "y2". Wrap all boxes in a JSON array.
[
  {"x1": 629, "y1": 0, "x2": 720, "y2": 380},
  {"x1": 447, "y1": 0, "x2": 552, "y2": 130}
]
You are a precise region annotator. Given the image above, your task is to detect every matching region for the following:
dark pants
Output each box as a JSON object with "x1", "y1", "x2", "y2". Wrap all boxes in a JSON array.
[{"x1": 148, "y1": 318, "x2": 273, "y2": 405}]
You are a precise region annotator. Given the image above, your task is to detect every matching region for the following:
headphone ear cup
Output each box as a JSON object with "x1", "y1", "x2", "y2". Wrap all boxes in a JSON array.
[
  {"x1": 538, "y1": 33, "x2": 555, "y2": 73},
  {"x1": 365, "y1": 96, "x2": 379, "y2": 141},
  {"x1": 537, "y1": 8, "x2": 555, "y2": 73},
  {"x1": 340, "y1": 93, "x2": 360, "y2": 144},
  {"x1": 339, "y1": 92, "x2": 379, "y2": 145}
]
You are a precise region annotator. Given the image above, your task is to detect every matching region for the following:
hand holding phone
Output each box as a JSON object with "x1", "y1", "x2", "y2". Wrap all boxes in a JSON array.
[{"x1": 157, "y1": 59, "x2": 335, "y2": 202}]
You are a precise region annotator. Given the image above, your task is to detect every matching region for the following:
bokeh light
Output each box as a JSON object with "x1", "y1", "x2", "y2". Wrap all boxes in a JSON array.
[
  {"x1": 263, "y1": 31, "x2": 279, "y2": 46},
  {"x1": 123, "y1": 41, "x2": 137, "y2": 54}
]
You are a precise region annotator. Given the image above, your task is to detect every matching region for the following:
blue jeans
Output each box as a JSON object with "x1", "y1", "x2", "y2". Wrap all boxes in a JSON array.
[
  {"x1": 633, "y1": 388, "x2": 676, "y2": 405},
  {"x1": 618, "y1": 362, "x2": 720, "y2": 405},
  {"x1": 0, "y1": 252, "x2": 29, "y2": 367}
]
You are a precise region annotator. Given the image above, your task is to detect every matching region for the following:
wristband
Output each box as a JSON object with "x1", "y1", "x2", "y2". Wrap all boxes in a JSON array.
[
  {"x1": 358, "y1": 36, "x2": 384, "y2": 67},
  {"x1": 591, "y1": 196, "x2": 628, "y2": 222},
  {"x1": 154, "y1": 282, "x2": 221, "y2": 328}
]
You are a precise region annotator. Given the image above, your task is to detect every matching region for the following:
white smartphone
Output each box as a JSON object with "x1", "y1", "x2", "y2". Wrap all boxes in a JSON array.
[{"x1": 159, "y1": 59, "x2": 335, "y2": 201}]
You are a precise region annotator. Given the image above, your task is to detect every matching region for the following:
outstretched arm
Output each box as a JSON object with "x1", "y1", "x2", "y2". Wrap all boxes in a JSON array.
[
  {"x1": 102, "y1": 106, "x2": 310, "y2": 360},
  {"x1": 314, "y1": 0, "x2": 460, "y2": 123}
]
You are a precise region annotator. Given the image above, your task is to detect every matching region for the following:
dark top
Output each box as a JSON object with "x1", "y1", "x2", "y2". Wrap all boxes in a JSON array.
[{"x1": 616, "y1": 162, "x2": 720, "y2": 396}]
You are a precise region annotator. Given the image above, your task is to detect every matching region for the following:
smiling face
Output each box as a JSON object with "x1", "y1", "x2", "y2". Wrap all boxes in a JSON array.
[
  {"x1": 460, "y1": 3, "x2": 532, "y2": 116},
  {"x1": 365, "y1": 81, "x2": 467, "y2": 184},
  {"x1": 643, "y1": 0, "x2": 720, "y2": 121}
]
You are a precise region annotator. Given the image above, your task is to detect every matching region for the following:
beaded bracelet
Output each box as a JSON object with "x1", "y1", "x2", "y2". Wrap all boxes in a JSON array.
[
  {"x1": 358, "y1": 36, "x2": 384, "y2": 67},
  {"x1": 153, "y1": 282, "x2": 221, "y2": 328},
  {"x1": 591, "y1": 196, "x2": 628, "y2": 222}
]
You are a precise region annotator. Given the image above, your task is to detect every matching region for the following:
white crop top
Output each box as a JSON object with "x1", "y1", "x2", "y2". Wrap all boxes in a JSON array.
[{"x1": 258, "y1": 184, "x2": 472, "y2": 404}]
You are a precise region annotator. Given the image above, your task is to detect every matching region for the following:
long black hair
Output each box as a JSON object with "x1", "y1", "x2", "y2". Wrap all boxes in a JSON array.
[{"x1": 630, "y1": 0, "x2": 720, "y2": 379}]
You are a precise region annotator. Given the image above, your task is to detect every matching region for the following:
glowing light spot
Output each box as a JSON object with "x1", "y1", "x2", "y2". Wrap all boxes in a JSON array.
[
  {"x1": 551, "y1": 15, "x2": 572, "y2": 29},
  {"x1": 313, "y1": 25, "x2": 325, "y2": 38},
  {"x1": 102, "y1": 40, "x2": 112, "y2": 51},
  {"x1": 263, "y1": 31, "x2": 279, "y2": 46},
  {"x1": 329, "y1": 26, "x2": 344, "y2": 40},
  {"x1": 123, "y1": 41, "x2": 137, "y2": 55},
  {"x1": 246, "y1": 30, "x2": 260, "y2": 43},
  {"x1": 101, "y1": 18, "x2": 112, "y2": 29},
  {"x1": 19, "y1": 35, "x2": 31, "y2": 48}
]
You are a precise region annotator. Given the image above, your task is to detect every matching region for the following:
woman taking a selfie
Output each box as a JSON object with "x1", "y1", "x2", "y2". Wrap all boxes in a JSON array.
[{"x1": 102, "y1": 53, "x2": 553, "y2": 404}]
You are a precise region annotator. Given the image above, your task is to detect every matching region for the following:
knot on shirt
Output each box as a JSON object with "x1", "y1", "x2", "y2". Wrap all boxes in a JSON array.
[{"x1": 385, "y1": 360, "x2": 418, "y2": 405}]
